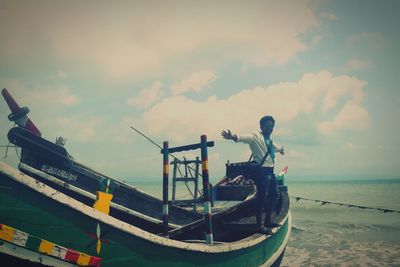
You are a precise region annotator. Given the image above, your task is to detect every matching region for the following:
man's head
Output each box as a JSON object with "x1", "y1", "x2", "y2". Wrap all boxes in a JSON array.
[{"x1": 259, "y1": 115, "x2": 275, "y2": 136}]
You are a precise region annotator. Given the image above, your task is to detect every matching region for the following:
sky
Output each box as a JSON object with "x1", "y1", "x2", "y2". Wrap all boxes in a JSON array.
[{"x1": 0, "y1": 0, "x2": 399, "y2": 182}]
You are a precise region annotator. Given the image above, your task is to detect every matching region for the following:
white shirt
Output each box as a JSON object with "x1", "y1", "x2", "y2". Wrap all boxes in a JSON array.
[{"x1": 236, "y1": 131, "x2": 282, "y2": 168}]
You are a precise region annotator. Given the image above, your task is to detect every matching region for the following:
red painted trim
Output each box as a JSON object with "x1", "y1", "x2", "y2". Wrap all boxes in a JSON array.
[
  {"x1": 65, "y1": 249, "x2": 80, "y2": 263},
  {"x1": 2, "y1": 88, "x2": 20, "y2": 112},
  {"x1": 89, "y1": 256, "x2": 102, "y2": 267},
  {"x1": 25, "y1": 120, "x2": 42, "y2": 137}
]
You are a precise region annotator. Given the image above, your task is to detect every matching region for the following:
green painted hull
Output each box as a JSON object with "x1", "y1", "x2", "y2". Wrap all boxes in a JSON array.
[{"x1": 0, "y1": 165, "x2": 290, "y2": 267}]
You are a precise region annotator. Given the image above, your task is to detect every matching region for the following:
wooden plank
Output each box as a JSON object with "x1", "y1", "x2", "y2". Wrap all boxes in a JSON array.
[
  {"x1": 169, "y1": 159, "x2": 199, "y2": 164},
  {"x1": 173, "y1": 178, "x2": 197, "y2": 182},
  {"x1": 160, "y1": 141, "x2": 214, "y2": 154}
]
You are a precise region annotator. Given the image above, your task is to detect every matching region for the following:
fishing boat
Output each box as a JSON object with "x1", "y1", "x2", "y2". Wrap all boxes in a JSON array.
[
  {"x1": 2, "y1": 88, "x2": 202, "y2": 232},
  {"x1": 0, "y1": 88, "x2": 291, "y2": 266}
]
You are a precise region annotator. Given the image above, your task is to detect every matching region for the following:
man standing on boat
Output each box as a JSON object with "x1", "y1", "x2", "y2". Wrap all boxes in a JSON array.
[{"x1": 221, "y1": 115, "x2": 285, "y2": 234}]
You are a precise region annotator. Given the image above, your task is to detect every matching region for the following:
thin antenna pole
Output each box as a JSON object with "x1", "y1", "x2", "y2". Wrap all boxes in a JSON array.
[
  {"x1": 130, "y1": 126, "x2": 162, "y2": 150},
  {"x1": 130, "y1": 126, "x2": 184, "y2": 162}
]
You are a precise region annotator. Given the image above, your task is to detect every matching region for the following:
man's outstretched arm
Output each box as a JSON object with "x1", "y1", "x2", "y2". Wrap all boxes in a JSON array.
[
  {"x1": 221, "y1": 129, "x2": 238, "y2": 142},
  {"x1": 273, "y1": 143, "x2": 285, "y2": 155}
]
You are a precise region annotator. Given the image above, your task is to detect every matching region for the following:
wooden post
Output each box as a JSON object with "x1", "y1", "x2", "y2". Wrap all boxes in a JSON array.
[
  {"x1": 200, "y1": 135, "x2": 213, "y2": 245},
  {"x1": 162, "y1": 141, "x2": 169, "y2": 236}
]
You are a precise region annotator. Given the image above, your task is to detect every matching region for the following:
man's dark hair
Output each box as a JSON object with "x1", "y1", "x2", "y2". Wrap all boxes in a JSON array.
[{"x1": 259, "y1": 115, "x2": 275, "y2": 127}]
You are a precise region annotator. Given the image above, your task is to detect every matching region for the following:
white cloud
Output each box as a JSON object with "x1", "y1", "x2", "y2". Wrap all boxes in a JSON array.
[
  {"x1": 287, "y1": 150, "x2": 306, "y2": 158},
  {"x1": 60, "y1": 94, "x2": 79, "y2": 106},
  {"x1": 309, "y1": 35, "x2": 323, "y2": 48},
  {"x1": 346, "y1": 59, "x2": 374, "y2": 71},
  {"x1": 176, "y1": 151, "x2": 220, "y2": 162},
  {"x1": 127, "y1": 81, "x2": 163, "y2": 109},
  {"x1": 341, "y1": 142, "x2": 355, "y2": 150},
  {"x1": 57, "y1": 70, "x2": 68, "y2": 79},
  {"x1": 319, "y1": 12, "x2": 338, "y2": 21},
  {"x1": 136, "y1": 71, "x2": 368, "y2": 142},
  {"x1": 55, "y1": 116, "x2": 105, "y2": 143},
  {"x1": 346, "y1": 32, "x2": 389, "y2": 49},
  {"x1": 318, "y1": 101, "x2": 370, "y2": 135},
  {"x1": 274, "y1": 128, "x2": 293, "y2": 137},
  {"x1": 303, "y1": 162, "x2": 315, "y2": 170},
  {"x1": 0, "y1": 1, "x2": 318, "y2": 80},
  {"x1": 3, "y1": 81, "x2": 79, "y2": 109},
  {"x1": 321, "y1": 74, "x2": 366, "y2": 112},
  {"x1": 76, "y1": 118, "x2": 104, "y2": 142},
  {"x1": 170, "y1": 70, "x2": 217, "y2": 95}
]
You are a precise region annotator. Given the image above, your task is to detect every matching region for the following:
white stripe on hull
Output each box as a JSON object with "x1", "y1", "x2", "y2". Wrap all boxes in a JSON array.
[
  {"x1": 1, "y1": 162, "x2": 290, "y2": 254},
  {"x1": 0, "y1": 240, "x2": 75, "y2": 267}
]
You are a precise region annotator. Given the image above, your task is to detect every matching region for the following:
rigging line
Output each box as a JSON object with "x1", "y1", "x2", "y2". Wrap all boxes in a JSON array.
[
  {"x1": 130, "y1": 126, "x2": 162, "y2": 150},
  {"x1": 220, "y1": 200, "x2": 230, "y2": 206},
  {"x1": 130, "y1": 126, "x2": 205, "y2": 182},
  {"x1": 14, "y1": 145, "x2": 21, "y2": 160},
  {"x1": 3, "y1": 123, "x2": 18, "y2": 158},
  {"x1": 291, "y1": 196, "x2": 400, "y2": 214},
  {"x1": 185, "y1": 161, "x2": 203, "y2": 197},
  {"x1": 176, "y1": 164, "x2": 194, "y2": 198},
  {"x1": 3, "y1": 143, "x2": 10, "y2": 159},
  {"x1": 182, "y1": 157, "x2": 194, "y2": 197}
]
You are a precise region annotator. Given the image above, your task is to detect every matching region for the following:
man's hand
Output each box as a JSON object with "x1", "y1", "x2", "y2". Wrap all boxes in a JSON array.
[
  {"x1": 279, "y1": 146, "x2": 285, "y2": 155},
  {"x1": 221, "y1": 129, "x2": 237, "y2": 141}
]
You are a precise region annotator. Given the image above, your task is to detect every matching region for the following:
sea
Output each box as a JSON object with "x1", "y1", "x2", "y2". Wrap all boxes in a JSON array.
[{"x1": 130, "y1": 177, "x2": 400, "y2": 266}]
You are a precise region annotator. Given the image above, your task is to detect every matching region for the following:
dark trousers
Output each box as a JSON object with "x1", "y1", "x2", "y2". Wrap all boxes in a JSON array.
[{"x1": 254, "y1": 167, "x2": 280, "y2": 227}]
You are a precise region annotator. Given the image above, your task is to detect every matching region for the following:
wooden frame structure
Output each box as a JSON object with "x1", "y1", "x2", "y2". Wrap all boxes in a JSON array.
[
  {"x1": 161, "y1": 136, "x2": 215, "y2": 244},
  {"x1": 171, "y1": 157, "x2": 200, "y2": 211}
]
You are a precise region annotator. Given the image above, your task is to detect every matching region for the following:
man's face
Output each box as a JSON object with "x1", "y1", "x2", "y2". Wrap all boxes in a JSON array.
[{"x1": 261, "y1": 121, "x2": 274, "y2": 136}]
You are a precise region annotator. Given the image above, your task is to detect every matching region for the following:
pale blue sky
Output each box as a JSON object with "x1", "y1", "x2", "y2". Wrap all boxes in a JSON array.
[{"x1": 1, "y1": 0, "x2": 399, "y2": 181}]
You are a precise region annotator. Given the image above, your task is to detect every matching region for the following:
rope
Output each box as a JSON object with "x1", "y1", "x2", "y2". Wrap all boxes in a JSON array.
[
  {"x1": 2, "y1": 123, "x2": 18, "y2": 159},
  {"x1": 176, "y1": 164, "x2": 194, "y2": 198},
  {"x1": 291, "y1": 196, "x2": 400, "y2": 214},
  {"x1": 2, "y1": 143, "x2": 11, "y2": 159},
  {"x1": 14, "y1": 145, "x2": 21, "y2": 160}
]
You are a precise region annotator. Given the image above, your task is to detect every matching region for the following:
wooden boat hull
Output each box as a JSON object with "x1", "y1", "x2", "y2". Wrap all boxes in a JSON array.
[
  {"x1": 0, "y1": 162, "x2": 291, "y2": 266},
  {"x1": 7, "y1": 127, "x2": 203, "y2": 231}
]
